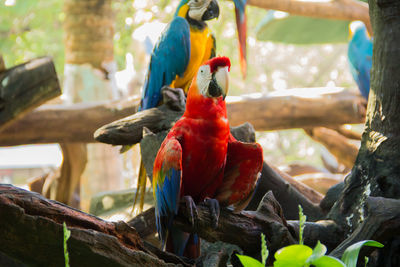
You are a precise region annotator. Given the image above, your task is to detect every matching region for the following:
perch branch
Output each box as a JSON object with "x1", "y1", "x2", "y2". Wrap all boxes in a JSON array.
[{"x1": 95, "y1": 88, "x2": 366, "y2": 146}]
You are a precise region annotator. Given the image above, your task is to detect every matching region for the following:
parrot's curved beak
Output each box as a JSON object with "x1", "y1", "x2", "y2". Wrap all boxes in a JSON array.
[
  {"x1": 202, "y1": 0, "x2": 219, "y2": 21},
  {"x1": 208, "y1": 66, "x2": 229, "y2": 99}
]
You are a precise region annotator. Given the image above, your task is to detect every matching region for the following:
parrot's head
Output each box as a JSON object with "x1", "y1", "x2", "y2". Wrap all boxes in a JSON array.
[
  {"x1": 185, "y1": 56, "x2": 231, "y2": 119},
  {"x1": 185, "y1": 0, "x2": 220, "y2": 22},
  {"x1": 196, "y1": 56, "x2": 230, "y2": 99},
  {"x1": 349, "y1": 21, "x2": 370, "y2": 41}
]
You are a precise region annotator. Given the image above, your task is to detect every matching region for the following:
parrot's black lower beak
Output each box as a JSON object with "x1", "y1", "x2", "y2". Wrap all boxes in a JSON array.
[
  {"x1": 202, "y1": 0, "x2": 219, "y2": 21},
  {"x1": 208, "y1": 74, "x2": 225, "y2": 99}
]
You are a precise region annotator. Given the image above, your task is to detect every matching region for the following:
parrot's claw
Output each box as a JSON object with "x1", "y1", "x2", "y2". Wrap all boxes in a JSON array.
[
  {"x1": 204, "y1": 197, "x2": 220, "y2": 229},
  {"x1": 183, "y1": 195, "x2": 199, "y2": 229}
]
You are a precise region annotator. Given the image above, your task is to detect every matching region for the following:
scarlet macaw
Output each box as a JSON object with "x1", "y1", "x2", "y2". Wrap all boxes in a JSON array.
[
  {"x1": 232, "y1": 0, "x2": 247, "y2": 78},
  {"x1": 153, "y1": 57, "x2": 263, "y2": 257},
  {"x1": 348, "y1": 21, "x2": 372, "y2": 100},
  {"x1": 134, "y1": 0, "x2": 220, "y2": 211}
]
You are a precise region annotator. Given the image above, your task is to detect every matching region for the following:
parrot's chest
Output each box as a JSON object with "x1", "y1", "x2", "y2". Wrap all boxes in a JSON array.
[
  {"x1": 180, "y1": 118, "x2": 229, "y2": 201},
  {"x1": 174, "y1": 27, "x2": 212, "y2": 91}
]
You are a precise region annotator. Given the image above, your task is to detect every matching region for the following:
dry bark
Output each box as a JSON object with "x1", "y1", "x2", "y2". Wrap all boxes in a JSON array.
[
  {"x1": 0, "y1": 96, "x2": 140, "y2": 146},
  {"x1": 95, "y1": 89, "x2": 366, "y2": 146},
  {"x1": 55, "y1": 143, "x2": 88, "y2": 208},
  {"x1": 247, "y1": 0, "x2": 372, "y2": 34},
  {"x1": 64, "y1": 0, "x2": 113, "y2": 69},
  {"x1": 0, "y1": 184, "x2": 181, "y2": 266},
  {"x1": 0, "y1": 57, "x2": 61, "y2": 131}
]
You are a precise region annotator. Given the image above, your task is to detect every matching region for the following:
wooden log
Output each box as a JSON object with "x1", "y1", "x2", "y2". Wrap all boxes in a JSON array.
[
  {"x1": 247, "y1": 0, "x2": 372, "y2": 34},
  {"x1": 0, "y1": 57, "x2": 61, "y2": 130},
  {"x1": 0, "y1": 88, "x2": 365, "y2": 146},
  {"x1": 0, "y1": 96, "x2": 140, "y2": 146},
  {"x1": 305, "y1": 127, "x2": 359, "y2": 169},
  {"x1": 0, "y1": 184, "x2": 181, "y2": 266},
  {"x1": 95, "y1": 88, "x2": 367, "y2": 146}
]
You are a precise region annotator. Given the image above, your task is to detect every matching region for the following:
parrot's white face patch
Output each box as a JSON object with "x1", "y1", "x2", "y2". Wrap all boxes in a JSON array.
[
  {"x1": 188, "y1": 0, "x2": 212, "y2": 21},
  {"x1": 197, "y1": 65, "x2": 212, "y2": 96}
]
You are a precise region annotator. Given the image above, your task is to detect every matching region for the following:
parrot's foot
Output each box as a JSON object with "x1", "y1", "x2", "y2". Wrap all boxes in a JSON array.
[
  {"x1": 204, "y1": 198, "x2": 220, "y2": 229},
  {"x1": 183, "y1": 195, "x2": 199, "y2": 229}
]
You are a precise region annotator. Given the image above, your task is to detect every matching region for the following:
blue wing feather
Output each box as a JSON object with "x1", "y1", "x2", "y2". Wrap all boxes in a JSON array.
[
  {"x1": 140, "y1": 17, "x2": 191, "y2": 110},
  {"x1": 154, "y1": 164, "x2": 182, "y2": 249}
]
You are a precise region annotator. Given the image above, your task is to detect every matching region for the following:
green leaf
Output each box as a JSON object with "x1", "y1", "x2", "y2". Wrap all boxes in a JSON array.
[
  {"x1": 63, "y1": 222, "x2": 71, "y2": 267},
  {"x1": 274, "y1": 244, "x2": 312, "y2": 267},
  {"x1": 312, "y1": 255, "x2": 346, "y2": 267},
  {"x1": 306, "y1": 241, "x2": 327, "y2": 263},
  {"x1": 298, "y1": 205, "x2": 306, "y2": 245},
  {"x1": 236, "y1": 254, "x2": 264, "y2": 267},
  {"x1": 341, "y1": 240, "x2": 384, "y2": 267},
  {"x1": 261, "y1": 233, "x2": 269, "y2": 265},
  {"x1": 256, "y1": 11, "x2": 350, "y2": 45}
]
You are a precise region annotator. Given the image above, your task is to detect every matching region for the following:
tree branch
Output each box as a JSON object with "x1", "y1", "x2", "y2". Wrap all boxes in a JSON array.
[
  {"x1": 95, "y1": 88, "x2": 366, "y2": 146},
  {"x1": 247, "y1": 0, "x2": 372, "y2": 34},
  {"x1": 0, "y1": 96, "x2": 140, "y2": 146}
]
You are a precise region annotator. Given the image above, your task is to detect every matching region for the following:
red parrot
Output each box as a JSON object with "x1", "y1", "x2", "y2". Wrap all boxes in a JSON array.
[{"x1": 152, "y1": 56, "x2": 263, "y2": 258}]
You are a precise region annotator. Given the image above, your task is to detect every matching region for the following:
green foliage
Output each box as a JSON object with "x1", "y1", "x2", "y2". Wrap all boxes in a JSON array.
[
  {"x1": 298, "y1": 205, "x2": 306, "y2": 245},
  {"x1": 63, "y1": 222, "x2": 71, "y2": 267},
  {"x1": 274, "y1": 244, "x2": 312, "y2": 267},
  {"x1": 261, "y1": 233, "x2": 269, "y2": 265},
  {"x1": 237, "y1": 233, "x2": 269, "y2": 267},
  {"x1": 238, "y1": 207, "x2": 383, "y2": 267},
  {"x1": 236, "y1": 254, "x2": 265, "y2": 267},
  {"x1": 256, "y1": 11, "x2": 350, "y2": 45},
  {"x1": 341, "y1": 240, "x2": 384, "y2": 267},
  {"x1": 0, "y1": 0, "x2": 64, "y2": 75}
]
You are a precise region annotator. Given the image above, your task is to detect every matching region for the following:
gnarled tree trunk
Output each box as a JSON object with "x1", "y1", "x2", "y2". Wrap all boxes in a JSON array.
[{"x1": 328, "y1": 0, "x2": 400, "y2": 233}]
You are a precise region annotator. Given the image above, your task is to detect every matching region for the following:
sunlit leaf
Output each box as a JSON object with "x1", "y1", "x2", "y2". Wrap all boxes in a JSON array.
[
  {"x1": 236, "y1": 254, "x2": 264, "y2": 267},
  {"x1": 312, "y1": 255, "x2": 346, "y2": 267},
  {"x1": 341, "y1": 240, "x2": 384, "y2": 267},
  {"x1": 306, "y1": 241, "x2": 327, "y2": 263},
  {"x1": 256, "y1": 11, "x2": 350, "y2": 45},
  {"x1": 274, "y1": 244, "x2": 312, "y2": 267}
]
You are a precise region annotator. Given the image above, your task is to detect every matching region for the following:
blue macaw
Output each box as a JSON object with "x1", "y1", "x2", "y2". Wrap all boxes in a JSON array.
[
  {"x1": 232, "y1": 0, "x2": 247, "y2": 78},
  {"x1": 348, "y1": 21, "x2": 373, "y2": 100},
  {"x1": 134, "y1": 0, "x2": 220, "y2": 211}
]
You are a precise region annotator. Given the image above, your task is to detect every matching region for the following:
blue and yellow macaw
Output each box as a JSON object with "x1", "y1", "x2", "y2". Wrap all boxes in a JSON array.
[
  {"x1": 140, "y1": 0, "x2": 219, "y2": 110},
  {"x1": 348, "y1": 21, "x2": 373, "y2": 100},
  {"x1": 232, "y1": 0, "x2": 247, "y2": 78},
  {"x1": 134, "y1": 0, "x2": 220, "y2": 211}
]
